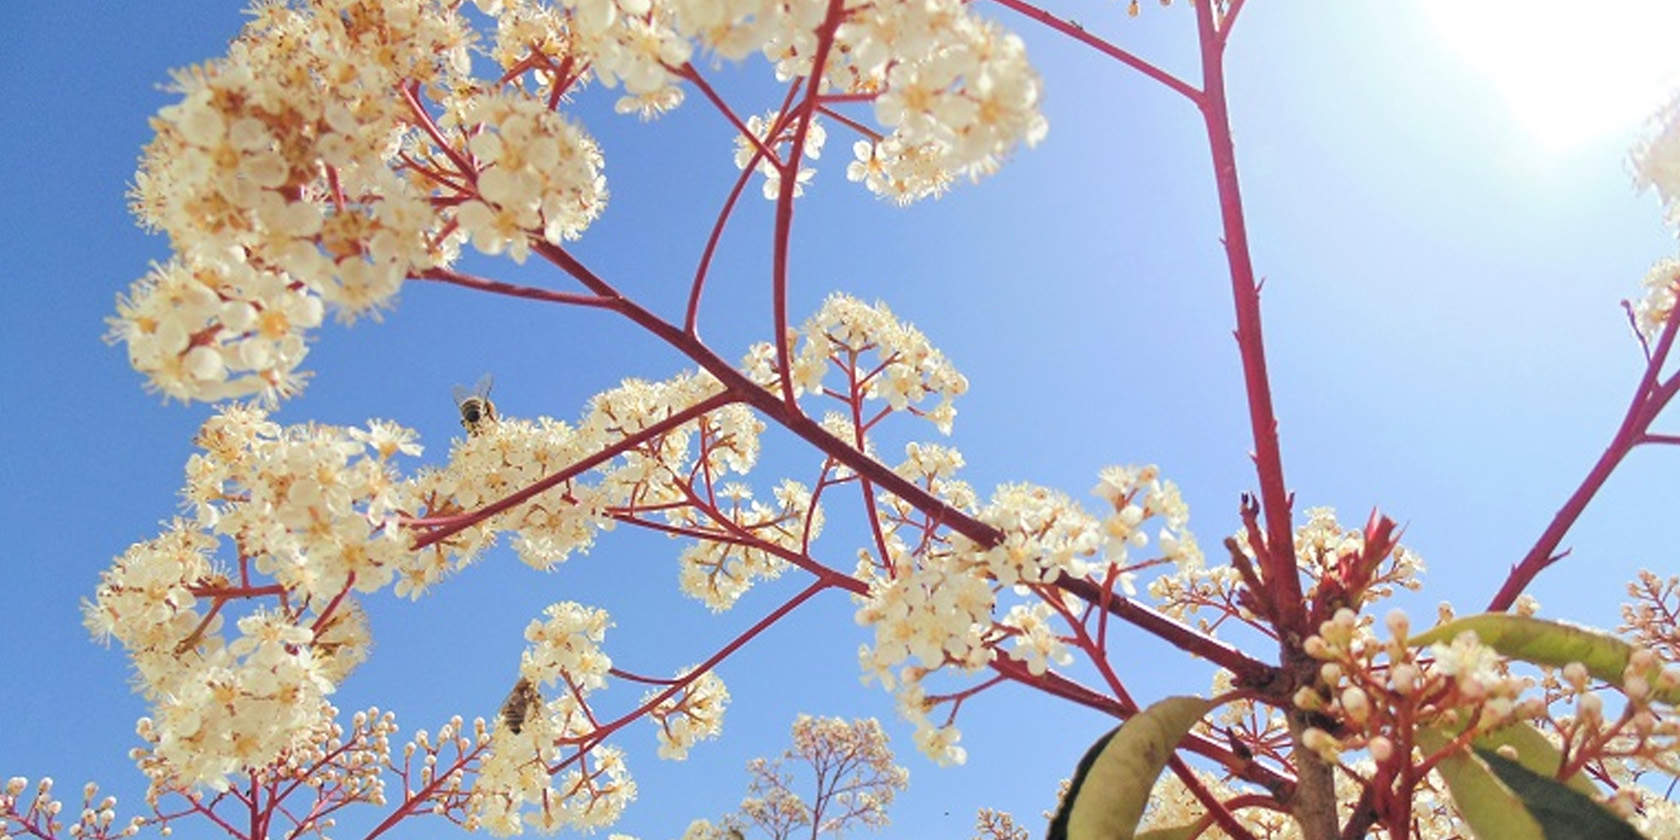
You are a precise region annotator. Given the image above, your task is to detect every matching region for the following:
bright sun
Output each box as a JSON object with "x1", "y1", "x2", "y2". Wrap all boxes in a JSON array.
[{"x1": 1420, "y1": 1, "x2": 1680, "y2": 151}]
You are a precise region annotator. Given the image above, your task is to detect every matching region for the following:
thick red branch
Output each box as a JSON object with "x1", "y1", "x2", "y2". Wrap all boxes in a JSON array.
[
  {"x1": 1056, "y1": 573, "x2": 1274, "y2": 684},
  {"x1": 436, "y1": 243, "x2": 1258, "y2": 688},
  {"x1": 769, "y1": 0, "x2": 848, "y2": 412},
  {"x1": 1193, "y1": 0, "x2": 1302, "y2": 635}
]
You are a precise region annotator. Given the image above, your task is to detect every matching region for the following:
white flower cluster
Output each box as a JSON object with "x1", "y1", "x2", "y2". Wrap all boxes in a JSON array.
[
  {"x1": 420, "y1": 414, "x2": 608, "y2": 577},
  {"x1": 645, "y1": 668, "x2": 731, "y2": 759},
  {"x1": 115, "y1": 0, "x2": 621, "y2": 404},
  {"x1": 1292, "y1": 507, "x2": 1424, "y2": 605},
  {"x1": 451, "y1": 92, "x2": 608, "y2": 262},
  {"x1": 959, "y1": 483, "x2": 1103, "y2": 587},
  {"x1": 119, "y1": 0, "x2": 480, "y2": 402},
  {"x1": 187, "y1": 408, "x2": 419, "y2": 601},
  {"x1": 520, "y1": 601, "x2": 615, "y2": 691},
  {"x1": 1156, "y1": 506, "x2": 1418, "y2": 631},
  {"x1": 408, "y1": 371, "x2": 750, "y2": 590},
  {"x1": 1092, "y1": 464, "x2": 1203, "y2": 593},
  {"x1": 675, "y1": 480, "x2": 818, "y2": 611},
  {"x1": 767, "y1": 294, "x2": 969, "y2": 433},
  {"x1": 107, "y1": 259, "x2": 324, "y2": 403},
  {"x1": 483, "y1": 0, "x2": 1044, "y2": 202},
  {"x1": 733, "y1": 110, "x2": 827, "y2": 199},
  {"x1": 848, "y1": 14, "x2": 1048, "y2": 204},
  {"x1": 132, "y1": 621, "x2": 338, "y2": 792},
  {"x1": 471, "y1": 601, "x2": 634, "y2": 836},
  {"x1": 1634, "y1": 90, "x2": 1680, "y2": 231},
  {"x1": 1631, "y1": 257, "x2": 1680, "y2": 345},
  {"x1": 852, "y1": 463, "x2": 1201, "y2": 765},
  {"x1": 81, "y1": 407, "x2": 419, "y2": 790}
]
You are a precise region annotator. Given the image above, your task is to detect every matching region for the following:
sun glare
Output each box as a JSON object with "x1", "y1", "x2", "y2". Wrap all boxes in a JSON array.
[{"x1": 1421, "y1": 1, "x2": 1680, "y2": 151}]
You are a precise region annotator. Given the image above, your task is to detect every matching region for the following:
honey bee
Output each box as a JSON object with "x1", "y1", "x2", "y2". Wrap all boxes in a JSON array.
[
  {"x1": 452, "y1": 373, "x2": 497, "y2": 436},
  {"x1": 499, "y1": 676, "x2": 541, "y2": 735}
]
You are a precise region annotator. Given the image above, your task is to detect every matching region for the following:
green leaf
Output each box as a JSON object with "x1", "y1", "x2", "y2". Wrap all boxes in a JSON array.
[
  {"x1": 1472, "y1": 722, "x2": 1597, "y2": 799},
  {"x1": 1134, "y1": 823, "x2": 1204, "y2": 840},
  {"x1": 1046, "y1": 696, "x2": 1212, "y2": 840},
  {"x1": 1473, "y1": 747, "x2": 1643, "y2": 840},
  {"x1": 1408, "y1": 614, "x2": 1678, "y2": 703},
  {"x1": 1415, "y1": 727, "x2": 1544, "y2": 840}
]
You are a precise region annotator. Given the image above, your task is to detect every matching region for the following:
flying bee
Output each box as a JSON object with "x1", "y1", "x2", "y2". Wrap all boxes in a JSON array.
[
  {"x1": 452, "y1": 373, "x2": 497, "y2": 436},
  {"x1": 499, "y1": 676, "x2": 541, "y2": 735}
]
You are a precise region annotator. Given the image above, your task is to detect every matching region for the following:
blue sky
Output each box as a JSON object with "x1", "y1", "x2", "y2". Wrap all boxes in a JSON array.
[{"x1": 2, "y1": 2, "x2": 1676, "y2": 838}]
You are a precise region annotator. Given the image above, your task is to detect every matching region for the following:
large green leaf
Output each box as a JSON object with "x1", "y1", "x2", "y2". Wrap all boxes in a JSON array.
[
  {"x1": 1471, "y1": 722, "x2": 1597, "y2": 799},
  {"x1": 1415, "y1": 727, "x2": 1544, "y2": 840},
  {"x1": 1473, "y1": 747, "x2": 1643, "y2": 840},
  {"x1": 1408, "y1": 614, "x2": 1679, "y2": 703},
  {"x1": 1134, "y1": 823, "x2": 1203, "y2": 840},
  {"x1": 1046, "y1": 696, "x2": 1213, "y2": 840}
]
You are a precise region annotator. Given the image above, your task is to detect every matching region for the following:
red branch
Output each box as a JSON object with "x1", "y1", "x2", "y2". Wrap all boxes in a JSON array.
[
  {"x1": 685, "y1": 142, "x2": 760, "y2": 336},
  {"x1": 1057, "y1": 573, "x2": 1273, "y2": 684},
  {"x1": 988, "y1": 0, "x2": 1202, "y2": 103},
  {"x1": 422, "y1": 244, "x2": 1257, "y2": 687},
  {"x1": 408, "y1": 392, "x2": 738, "y2": 549},
  {"x1": 1193, "y1": 0, "x2": 1303, "y2": 636},
  {"x1": 415, "y1": 267, "x2": 617, "y2": 308},
  {"x1": 769, "y1": 0, "x2": 847, "y2": 412},
  {"x1": 1487, "y1": 302, "x2": 1680, "y2": 611}
]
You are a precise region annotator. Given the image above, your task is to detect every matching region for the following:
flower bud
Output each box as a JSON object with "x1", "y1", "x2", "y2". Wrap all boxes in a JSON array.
[
  {"x1": 1562, "y1": 662, "x2": 1589, "y2": 690},
  {"x1": 1303, "y1": 635, "x2": 1330, "y2": 659},
  {"x1": 1629, "y1": 647, "x2": 1656, "y2": 672},
  {"x1": 1368, "y1": 736, "x2": 1394, "y2": 762},
  {"x1": 1384, "y1": 609, "x2": 1409, "y2": 641},
  {"x1": 1294, "y1": 687, "x2": 1323, "y2": 711},
  {"x1": 1624, "y1": 675, "x2": 1650, "y2": 702},
  {"x1": 1390, "y1": 664, "x2": 1419, "y2": 694},
  {"x1": 1341, "y1": 687, "x2": 1370, "y2": 724},
  {"x1": 1577, "y1": 692, "x2": 1603, "y2": 723}
]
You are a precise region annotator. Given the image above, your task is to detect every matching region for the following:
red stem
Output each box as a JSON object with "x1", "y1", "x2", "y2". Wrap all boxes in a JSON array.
[
  {"x1": 414, "y1": 267, "x2": 616, "y2": 308},
  {"x1": 430, "y1": 244, "x2": 1256, "y2": 691},
  {"x1": 408, "y1": 392, "x2": 737, "y2": 549},
  {"x1": 1487, "y1": 306, "x2": 1680, "y2": 611},
  {"x1": 1218, "y1": 0, "x2": 1248, "y2": 50},
  {"x1": 770, "y1": 0, "x2": 847, "y2": 412},
  {"x1": 399, "y1": 83, "x2": 475, "y2": 184},
  {"x1": 988, "y1": 0, "x2": 1203, "y2": 103},
  {"x1": 685, "y1": 146, "x2": 759, "y2": 336},
  {"x1": 1057, "y1": 573, "x2": 1273, "y2": 683},
  {"x1": 575, "y1": 581, "x2": 828, "y2": 746},
  {"x1": 1193, "y1": 0, "x2": 1303, "y2": 634},
  {"x1": 679, "y1": 63, "x2": 781, "y2": 167}
]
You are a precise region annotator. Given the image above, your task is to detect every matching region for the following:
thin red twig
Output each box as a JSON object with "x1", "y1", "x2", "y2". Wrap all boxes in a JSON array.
[{"x1": 988, "y1": 0, "x2": 1202, "y2": 103}]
